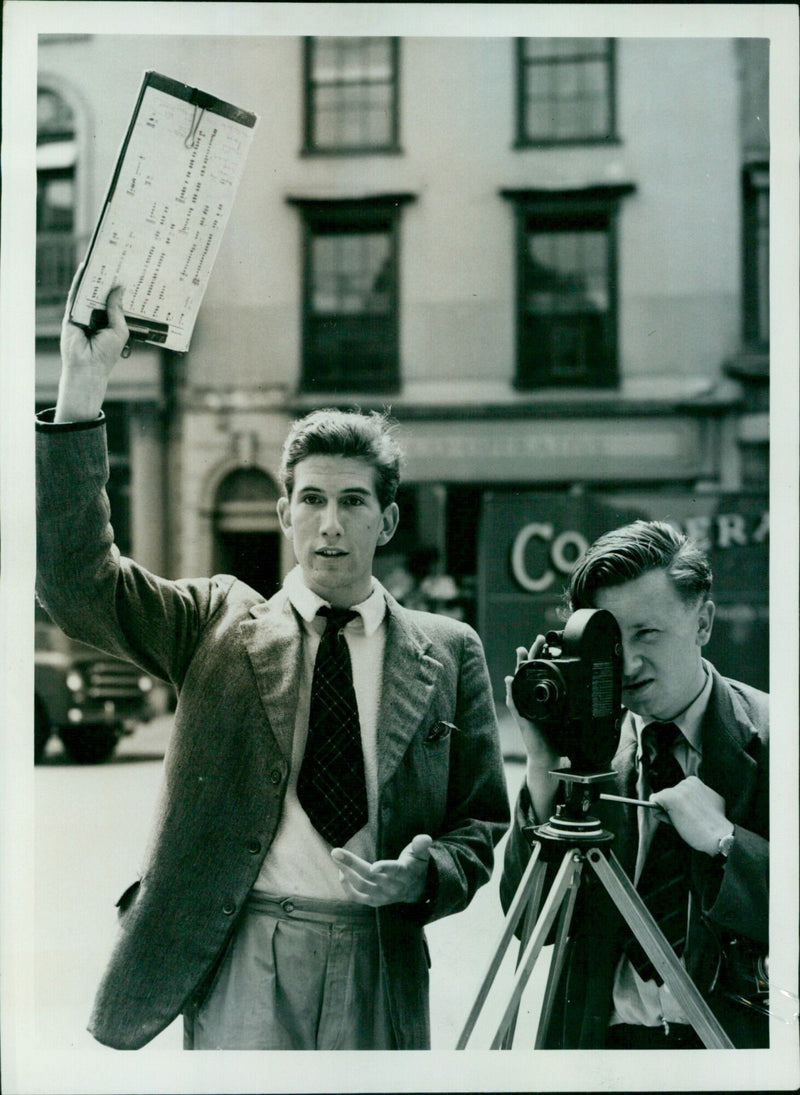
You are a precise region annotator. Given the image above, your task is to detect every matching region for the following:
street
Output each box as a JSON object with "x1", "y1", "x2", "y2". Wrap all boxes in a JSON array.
[{"x1": 34, "y1": 711, "x2": 550, "y2": 1054}]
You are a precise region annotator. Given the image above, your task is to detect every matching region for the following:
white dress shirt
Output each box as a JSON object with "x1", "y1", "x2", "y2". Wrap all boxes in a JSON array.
[{"x1": 253, "y1": 566, "x2": 387, "y2": 901}]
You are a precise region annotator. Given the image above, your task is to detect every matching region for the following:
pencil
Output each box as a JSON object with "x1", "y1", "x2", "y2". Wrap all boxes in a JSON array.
[{"x1": 599, "y1": 792, "x2": 660, "y2": 809}]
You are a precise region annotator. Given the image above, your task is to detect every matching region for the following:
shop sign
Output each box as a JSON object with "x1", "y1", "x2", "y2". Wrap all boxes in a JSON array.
[
  {"x1": 478, "y1": 490, "x2": 769, "y2": 696},
  {"x1": 510, "y1": 509, "x2": 769, "y2": 595}
]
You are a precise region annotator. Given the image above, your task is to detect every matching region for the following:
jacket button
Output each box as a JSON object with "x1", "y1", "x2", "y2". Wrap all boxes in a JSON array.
[
  {"x1": 222, "y1": 899, "x2": 236, "y2": 915},
  {"x1": 269, "y1": 768, "x2": 282, "y2": 784},
  {"x1": 246, "y1": 839, "x2": 262, "y2": 855}
]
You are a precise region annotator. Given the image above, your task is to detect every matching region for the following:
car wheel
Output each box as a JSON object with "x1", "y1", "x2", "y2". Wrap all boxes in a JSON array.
[
  {"x1": 34, "y1": 695, "x2": 51, "y2": 764},
  {"x1": 59, "y1": 724, "x2": 120, "y2": 764}
]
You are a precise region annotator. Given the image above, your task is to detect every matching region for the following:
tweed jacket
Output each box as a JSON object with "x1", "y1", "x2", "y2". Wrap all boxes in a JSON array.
[
  {"x1": 500, "y1": 664, "x2": 769, "y2": 1048},
  {"x1": 35, "y1": 415, "x2": 510, "y2": 1050}
]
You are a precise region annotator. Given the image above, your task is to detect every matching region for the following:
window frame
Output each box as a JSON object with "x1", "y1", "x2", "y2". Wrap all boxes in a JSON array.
[
  {"x1": 514, "y1": 37, "x2": 618, "y2": 148},
  {"x1": 502, "y1": 185, "x2": 634, "y2": 390},
  {"x1": 742, "y1": 162, "x2": 769, "y2": 349},
  {"x1": 302, "y1": 36, "x2": 401, "y2": 156},
  {"x1": 288, "y1": 195, "x2": 415, "y2": 394},
  {"x1": 36, "y1": 79, "x2": 89, "y2": 331}
]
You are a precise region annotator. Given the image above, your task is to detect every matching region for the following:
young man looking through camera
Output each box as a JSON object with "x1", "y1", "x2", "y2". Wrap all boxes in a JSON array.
[
  {"x1": 36, "y1": 281, "x2": 509, "y2": 1050},
  {"x1": 501, "y1": 521, "x2": 769, "y2": 1049}
]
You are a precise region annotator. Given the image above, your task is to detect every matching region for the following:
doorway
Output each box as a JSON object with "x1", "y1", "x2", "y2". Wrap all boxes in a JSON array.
[{"x1": 212, "y1": 467, "x2": 282, "y2": 598}]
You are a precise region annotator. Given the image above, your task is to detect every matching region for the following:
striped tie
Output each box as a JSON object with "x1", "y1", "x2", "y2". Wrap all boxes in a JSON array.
[
  {"x1": 297, "y1": 607, "x2": 368, "y2": 847},
  {"x1": 627, "y1": 721, "x2": 690, "y2": 984}
]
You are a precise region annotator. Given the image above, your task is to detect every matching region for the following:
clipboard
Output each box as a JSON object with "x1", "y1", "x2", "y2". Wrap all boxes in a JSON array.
[{"x1": 69, "y1": 71, "x2": 258, "y2": 353}]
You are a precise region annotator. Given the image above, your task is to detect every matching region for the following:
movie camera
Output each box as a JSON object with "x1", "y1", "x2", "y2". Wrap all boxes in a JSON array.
[{"x1": 510, "y1": 607, "x2": 623, "y2": 774}]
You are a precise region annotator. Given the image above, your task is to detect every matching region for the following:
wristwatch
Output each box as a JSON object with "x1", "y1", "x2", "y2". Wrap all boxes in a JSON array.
[{"x1": 717, "y1": 829, "x2": 735, "y2": 858}]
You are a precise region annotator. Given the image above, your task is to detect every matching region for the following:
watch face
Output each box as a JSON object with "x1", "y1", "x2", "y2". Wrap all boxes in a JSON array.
[{"x1": 719, "y1": 832, "x2": 735, "y2": 857}]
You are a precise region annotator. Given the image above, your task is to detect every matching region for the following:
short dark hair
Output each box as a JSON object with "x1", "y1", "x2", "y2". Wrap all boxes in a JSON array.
[
  {"x1": 279, "y1": 408, "x2": 403, "y2": 510},
  {"x1": 567, "y1": 519, "x2": 713, "y2": 611}
]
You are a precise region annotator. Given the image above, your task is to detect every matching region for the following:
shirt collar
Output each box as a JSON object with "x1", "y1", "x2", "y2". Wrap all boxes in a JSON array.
[
  {"x1": 630, "y1": 663, "x2": 712, "y2": 755},
  {"x1": 282, "y1": 565, "x2": 387, "y2": 636}
]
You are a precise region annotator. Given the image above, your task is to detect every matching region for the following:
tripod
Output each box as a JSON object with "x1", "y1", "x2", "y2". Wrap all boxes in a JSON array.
[{"x1": 457, "y1": 770, "x2": 734, "y2": 1049}]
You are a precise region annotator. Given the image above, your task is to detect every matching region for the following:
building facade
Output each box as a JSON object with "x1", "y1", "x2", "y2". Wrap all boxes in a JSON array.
[{"x1": 36, "y1": 34, "x2": 769, "y2": 692}]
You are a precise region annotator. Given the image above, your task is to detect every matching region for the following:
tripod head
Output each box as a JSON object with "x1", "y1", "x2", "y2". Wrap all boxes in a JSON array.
[{"x1": 530, "y1": 769, "x2": 617, "y2": 848}]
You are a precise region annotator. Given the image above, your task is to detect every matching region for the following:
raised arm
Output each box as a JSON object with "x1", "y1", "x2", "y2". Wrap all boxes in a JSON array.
[{"x1": 37, "y1": 274, "x2": 233, "y2": 690}]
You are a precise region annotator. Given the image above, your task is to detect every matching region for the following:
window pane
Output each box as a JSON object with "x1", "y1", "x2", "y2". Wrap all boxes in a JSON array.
[
  {"x1": 551, "y1": 39, "x2": 574, "y2": 59},
  {"x1": 579, "y1": 38, "x2": 609, "y2": 58},
  {"x1": 313, "y1": 38, "x2": 339, "y2": 77},
  {"x1": 37, "y1": 177, "x2": 75, "y2": 231},
  {"x1": 37, "y1": 87, "x2": 75, "y2": 140},
  {"x1": 582, "y1": 59, "x2": 607, "y2": 94},
  {"x1": 313, "y1": 37, "x2": 392, "y2": 81},
  {"x1": 756, "y1": 190, "x2": 769, "y2": 340},
  {"x1": 311, "y1": 230, "x2": 391, "y2": 314},
  {"x1": 523, "y1": 38, "x2": 550, "y2": 59},
  {"x1": 525, "y1": 102, "x2": 550, "y2": 139},
  {"x1": 744, "y1": 172, "x2": 770, "y2": 346},
  {"x1": 364, "y1": 38, "x2": 392, "y2": 78},
  {"x1": 313, "y1": 86, "x2": 341, "y2": 147}
]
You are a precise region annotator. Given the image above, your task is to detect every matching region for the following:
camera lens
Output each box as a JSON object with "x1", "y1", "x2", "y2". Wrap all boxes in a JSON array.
[
  {"x1": 533, "y1": 680, "x2": 558, "y2": 705},
  {"x1": 511, "y1": 661, "x2": 566, "y2": 724}
]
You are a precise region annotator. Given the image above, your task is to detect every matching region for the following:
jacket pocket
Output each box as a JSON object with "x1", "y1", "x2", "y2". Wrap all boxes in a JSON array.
[{"x1": 423, "y1": 720, "x2": 457, "y2": 745}]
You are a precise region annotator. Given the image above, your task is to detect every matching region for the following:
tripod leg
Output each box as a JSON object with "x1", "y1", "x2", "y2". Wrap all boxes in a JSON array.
[
  {"x1": 499, "y1": 849, "x2": 552, "y2": 1049},
  {"x1": 534, "y1": 863, "x2": 581, "y2": 1048},
  {"x1": 456, "y1": 843, "x2": 546, "y2": 1049},
  {"x1": 586, "y1": 848, "x2": 734, "y2": 1049},
  {"x1": 490, "y1": 850, "x2": 583, "y2": 1049}
]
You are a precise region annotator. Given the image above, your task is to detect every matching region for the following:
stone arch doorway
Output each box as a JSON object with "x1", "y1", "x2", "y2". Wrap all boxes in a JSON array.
[{"x1": 212, "y1": 467, "x2": 282, "y2": 599}]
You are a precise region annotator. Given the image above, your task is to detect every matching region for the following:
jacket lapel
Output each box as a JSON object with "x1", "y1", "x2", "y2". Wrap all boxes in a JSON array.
[
  {"x1": 239, "y1": 590, "x2": 303, "y2": 760},
  {"x1": 602, "y1": 718, "x2": 639, "y2": 874},
  {"x1": 698, "y1": 661, "x2": 758, "y2": 825},
  {"x1": 376, "y1": 598, "x2": 440, "y2": 791},
  {"x1": 239, "y1": 589, "x2": 447, "y2": 785}
]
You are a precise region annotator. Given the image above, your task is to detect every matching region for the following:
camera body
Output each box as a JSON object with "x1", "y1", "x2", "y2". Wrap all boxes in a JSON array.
[{"x1": 511, "y1": 608, "x2": 623, "y2": 773}]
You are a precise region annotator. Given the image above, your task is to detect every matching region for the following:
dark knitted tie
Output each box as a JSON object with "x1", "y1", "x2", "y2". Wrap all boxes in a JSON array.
[
  {"x1": 627, "y1": 721, "x2": 691, "y2": 984},
  {"x1": 297, "y1": 607, "x2": 367, "y2": 847}
]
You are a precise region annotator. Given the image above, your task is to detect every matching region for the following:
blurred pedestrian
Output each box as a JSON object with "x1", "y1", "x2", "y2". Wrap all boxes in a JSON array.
[{"x1": 386, "y1": 546, "x2": 466, "y2": 620}]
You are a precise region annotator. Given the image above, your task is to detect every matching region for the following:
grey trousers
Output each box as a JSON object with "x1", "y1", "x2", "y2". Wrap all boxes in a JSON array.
[{"x1": 184, "y1": 893, "x2": 396, "y2": 1050}]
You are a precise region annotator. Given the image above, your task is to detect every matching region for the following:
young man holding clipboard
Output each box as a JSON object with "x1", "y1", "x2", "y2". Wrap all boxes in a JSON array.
[{"x1": 35, "y1": 278, "x2": 509, "y2": 1051}]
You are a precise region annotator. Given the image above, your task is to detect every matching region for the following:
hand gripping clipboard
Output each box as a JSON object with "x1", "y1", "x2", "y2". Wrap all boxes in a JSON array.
[{"x1": 69, "y1": 71, "x2": 258, "y2": 353}]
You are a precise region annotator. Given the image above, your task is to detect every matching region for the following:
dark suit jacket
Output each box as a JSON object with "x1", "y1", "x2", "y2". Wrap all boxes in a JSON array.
[
  {"x1": 500, "y1": 664, "x2": 769, "y2": 1048},
  {"x1": 35, "y1": 414, "x2": 510, "y2": 1050}
]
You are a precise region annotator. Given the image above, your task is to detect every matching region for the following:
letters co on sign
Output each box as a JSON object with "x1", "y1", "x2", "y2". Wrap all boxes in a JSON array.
[
  {"x1": 510, "y1": 510, "x2": 769, "y2": 595},
  {"x1": 511, "y1": 523, "x2": 589, "y2": 593}
]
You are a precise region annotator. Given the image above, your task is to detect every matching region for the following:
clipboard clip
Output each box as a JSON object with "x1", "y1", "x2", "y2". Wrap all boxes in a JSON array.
[{"x1": 184, "y1": 104, "x2": 205, "y2": 149}]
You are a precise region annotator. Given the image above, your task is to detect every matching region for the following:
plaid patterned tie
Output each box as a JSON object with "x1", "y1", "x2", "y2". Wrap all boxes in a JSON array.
[
  {"x1": 626, "y1": 721, "x2": 691, "y2": 983},
  {"x1": 297, "y1": 606, "x2": 367, "y2": 847}
]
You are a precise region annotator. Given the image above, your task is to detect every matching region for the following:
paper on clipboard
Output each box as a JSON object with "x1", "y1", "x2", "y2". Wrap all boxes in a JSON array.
[{"x1": 69, "y1": 71, "x2": 258, "y2": 353}]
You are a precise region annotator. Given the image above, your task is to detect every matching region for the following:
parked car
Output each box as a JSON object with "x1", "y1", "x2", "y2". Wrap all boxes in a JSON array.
[{"x1": 34, "y1": 602, "x2": 159, "y2": 764}]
